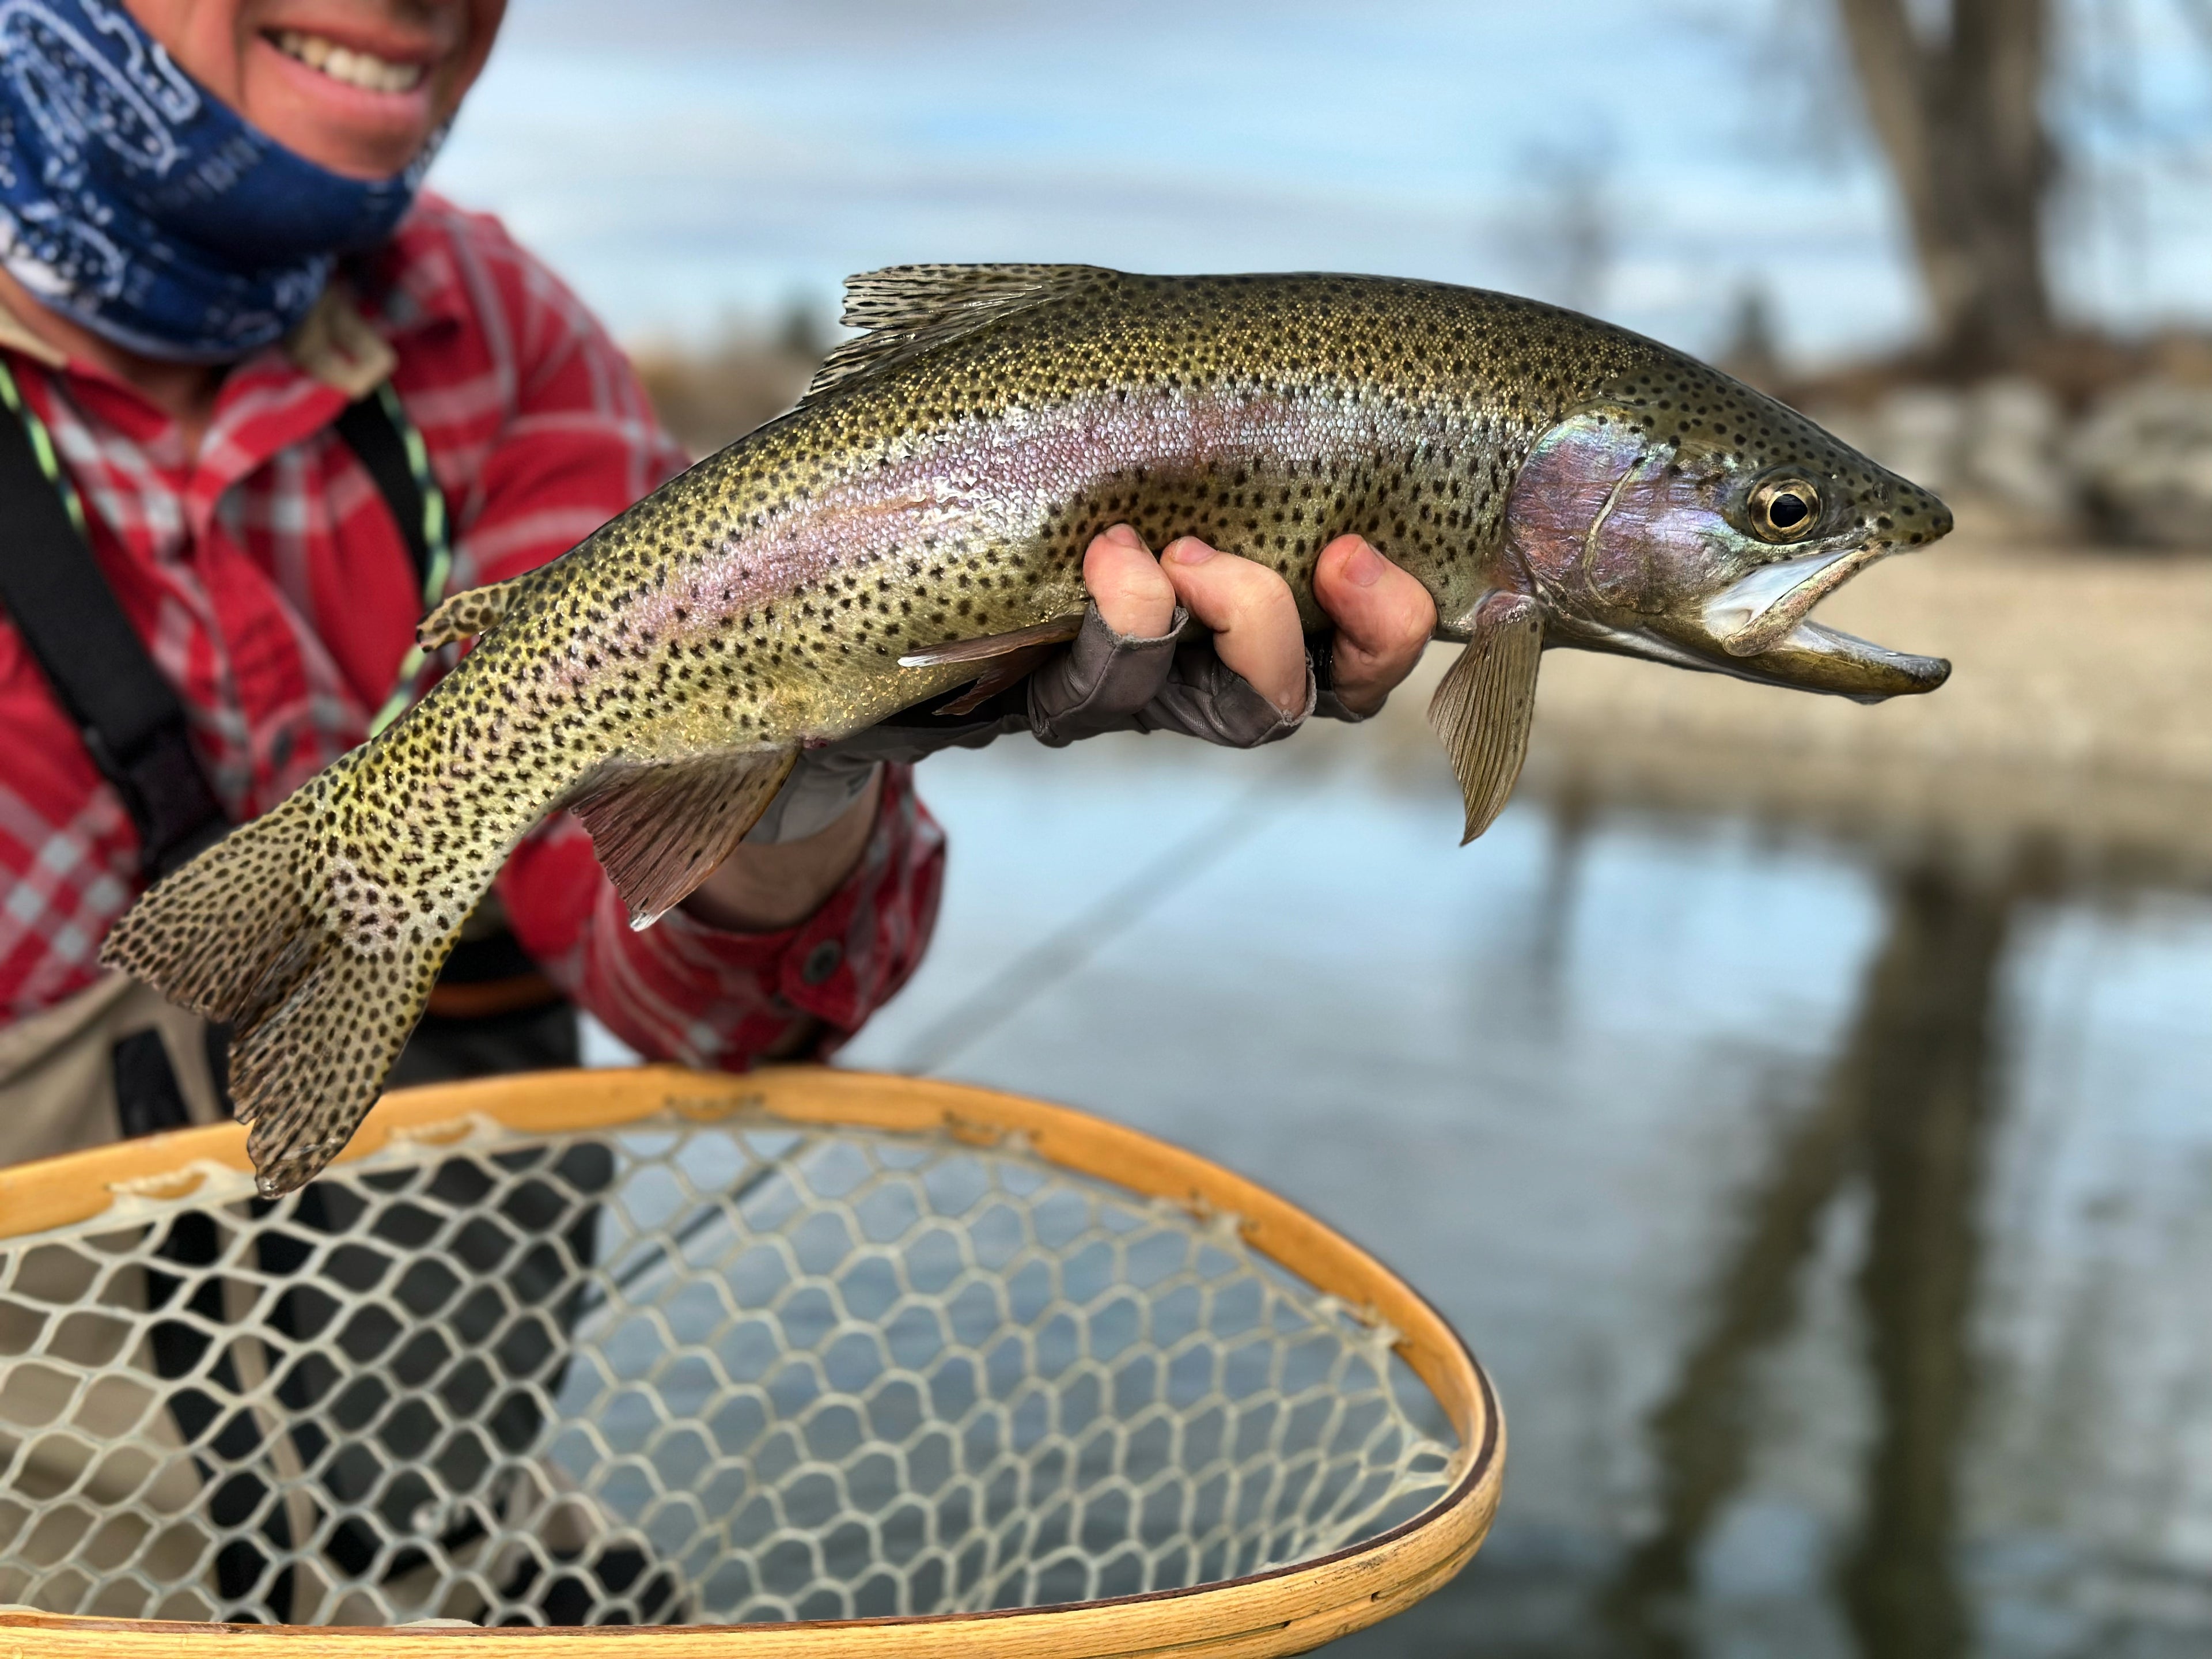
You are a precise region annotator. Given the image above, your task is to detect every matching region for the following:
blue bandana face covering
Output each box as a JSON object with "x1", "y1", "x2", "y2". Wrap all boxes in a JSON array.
[{"x1": 0, "y1": 0, "x2": 437, "y2": 362}]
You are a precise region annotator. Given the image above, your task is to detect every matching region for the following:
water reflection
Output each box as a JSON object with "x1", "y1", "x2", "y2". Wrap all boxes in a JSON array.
[
  {"x1": 821, "y1": 740, "x2": 2212, "y2": 1658},
  {"x1": 1608, "y1": 857, "x2": 2026, "y2": 1659},
  {"x1": 1508, "y1": 776, "x2": 1593, "y2": 1038},
  {"x1": 1839, "y1": 863, "x2": 2010, "y2": 1659}
]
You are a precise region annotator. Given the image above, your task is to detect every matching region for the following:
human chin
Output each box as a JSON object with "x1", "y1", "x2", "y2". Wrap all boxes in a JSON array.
[{"x1": 244, "y1": 25, "x2": 446, "y2": 176}]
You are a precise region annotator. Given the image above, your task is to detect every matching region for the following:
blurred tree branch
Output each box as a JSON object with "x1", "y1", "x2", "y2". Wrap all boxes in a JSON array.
[{"x1": 1835, "y1": 0, "x2": 2055, "y2": 373}]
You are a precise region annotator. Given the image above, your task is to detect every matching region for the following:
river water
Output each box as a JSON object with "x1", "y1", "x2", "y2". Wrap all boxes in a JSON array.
[{"x1": 802, "y1": 734, "x2": 2212, "y2": 1659}]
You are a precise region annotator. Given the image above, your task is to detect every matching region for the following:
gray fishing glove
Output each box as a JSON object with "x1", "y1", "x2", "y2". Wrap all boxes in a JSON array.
[
  {"x1": 1029, "y1": 604, "x2": 1315, "y2": 747},
  {"x1": 745, "y1": 605, "x2": 1359, "y2": 843}
]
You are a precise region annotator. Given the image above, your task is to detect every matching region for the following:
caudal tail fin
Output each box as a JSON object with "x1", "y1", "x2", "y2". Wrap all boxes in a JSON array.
[{"x1": 100, "y1": 772, "x2": 446, "y2": 1198}]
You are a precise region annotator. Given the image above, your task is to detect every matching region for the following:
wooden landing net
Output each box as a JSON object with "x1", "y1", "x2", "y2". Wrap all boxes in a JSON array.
[{"x1": 0, "y1": 1067, "x2": 1500, "y2": 1657}]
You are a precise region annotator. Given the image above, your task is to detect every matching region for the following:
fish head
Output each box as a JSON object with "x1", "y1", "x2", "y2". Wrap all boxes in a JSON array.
[{"x1": 1497, "y1": 363, "x2": 1953, "y2": 702}]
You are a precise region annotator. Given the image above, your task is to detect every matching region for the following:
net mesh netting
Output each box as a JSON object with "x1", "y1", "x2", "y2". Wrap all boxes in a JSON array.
[{"x1": 0, "y1": 1104, "x2": 1458, "y2": 1627}]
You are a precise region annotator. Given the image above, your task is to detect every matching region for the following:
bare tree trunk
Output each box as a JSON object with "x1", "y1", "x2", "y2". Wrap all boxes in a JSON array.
[{"x1": 1835, "y1": 0, "x2": 2055, "y2": 374}]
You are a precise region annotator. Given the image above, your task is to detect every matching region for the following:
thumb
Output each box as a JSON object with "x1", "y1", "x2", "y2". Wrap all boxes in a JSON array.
[{"x1": 1312, "y1": 536, "x2": 1437, "y2": 714}]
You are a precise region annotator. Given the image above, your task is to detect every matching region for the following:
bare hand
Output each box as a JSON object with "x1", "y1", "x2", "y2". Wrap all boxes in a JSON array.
[{"x1": 1082, "y1": 524, "x2": 1437, "y2": 717}]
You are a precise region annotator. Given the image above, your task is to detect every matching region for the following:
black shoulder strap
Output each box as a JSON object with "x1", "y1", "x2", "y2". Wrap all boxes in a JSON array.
[
  {"x1": 0, "y1": 377, "x2": 429, "y2": 878},
  {"x1": 334, "y1": 389, "x2": 431, "y2": 590},
  {"x1": 0, "y1": 384, "x2": 228, "y2": 878}
]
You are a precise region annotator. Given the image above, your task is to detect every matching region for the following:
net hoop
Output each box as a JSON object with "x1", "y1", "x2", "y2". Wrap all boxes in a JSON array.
[{"x1": 0, "y1": 1065, "x2": 1503, "y2": 1658}]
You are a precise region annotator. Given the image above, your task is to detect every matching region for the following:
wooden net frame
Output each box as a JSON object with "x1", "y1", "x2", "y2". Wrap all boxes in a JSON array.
[{"x1": 0, "y1": 1066, "x2": 1502, "y2": 1657}]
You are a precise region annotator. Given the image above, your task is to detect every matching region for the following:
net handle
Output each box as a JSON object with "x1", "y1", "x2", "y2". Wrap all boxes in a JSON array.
[{"x1": 0, "y1": 1065, "x2": 1504, "y2": 1658}]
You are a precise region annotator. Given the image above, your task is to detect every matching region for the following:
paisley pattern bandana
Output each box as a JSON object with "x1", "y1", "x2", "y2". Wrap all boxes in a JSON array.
[{"x1": 0, "y1": 0, "x2": 437, "y2": 362}]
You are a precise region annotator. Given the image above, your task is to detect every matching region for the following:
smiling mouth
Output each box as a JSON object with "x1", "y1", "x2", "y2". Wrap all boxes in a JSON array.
[{"x1": 270, "y1": 29, "x2": 426, "y2": 93}]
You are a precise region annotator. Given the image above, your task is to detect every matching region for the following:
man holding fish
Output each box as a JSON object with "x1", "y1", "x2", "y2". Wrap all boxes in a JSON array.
[
  {"x1": 0, "y1": 0, "x2": 1439, "y2": 1169},
  {"x1": 0, "y1": 0, "x2": 1958, "y2": 1630},
  {"x1": 0, "y1": 0, "x2": 1459, "y2": 1623}
]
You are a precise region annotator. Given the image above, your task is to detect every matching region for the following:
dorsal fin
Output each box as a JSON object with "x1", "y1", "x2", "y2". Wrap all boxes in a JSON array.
[{"x1": 801, "y1": 264, "x2": 1114, "y2": 406}]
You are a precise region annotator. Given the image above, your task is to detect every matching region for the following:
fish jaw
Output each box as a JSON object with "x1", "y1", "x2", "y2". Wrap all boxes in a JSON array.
[
  {"x1": 1728, "y1": 618, "x2": 1951, "y2": 700},
  {"x1": 1673, "y1": 540, "x2": 1953, "y2": 696},
  {"x1": 1554, "y1": 609, "x2": 1950, "y2": 702}
]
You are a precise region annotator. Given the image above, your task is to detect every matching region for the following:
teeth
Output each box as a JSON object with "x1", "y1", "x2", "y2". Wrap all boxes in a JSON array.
[{"x1": 274, "y1": 28, "x2": 425, "y2": 93}]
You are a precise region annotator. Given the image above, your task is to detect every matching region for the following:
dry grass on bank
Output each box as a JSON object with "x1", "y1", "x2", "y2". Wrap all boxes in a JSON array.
[{"x1": 629, "y1": 334, "x2": 817, "y2": 461}]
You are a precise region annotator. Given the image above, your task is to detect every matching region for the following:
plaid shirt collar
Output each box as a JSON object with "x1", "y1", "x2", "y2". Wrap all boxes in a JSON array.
[{"x1": 0, "y1": 204, "x2": 474, "y2": 520}]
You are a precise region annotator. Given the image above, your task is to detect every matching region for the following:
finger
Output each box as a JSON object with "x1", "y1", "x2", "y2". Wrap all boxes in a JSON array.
[
  {"x1": 1312, "y1": 536, "x2": 1438, "y2": 715},
  {"x1": 1082, "y1": 524, "x2": 1176, "y2": 638},
  {"x1": 1160, "y1": 538, "x2": 1307, "y2": 715}
]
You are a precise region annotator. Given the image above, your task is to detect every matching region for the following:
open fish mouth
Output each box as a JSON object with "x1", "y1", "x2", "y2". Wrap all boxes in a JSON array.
[
  {"x1": 1684, "y1": 541, "x2": 1950, "y2": 700},
  {"x1": 1701, "y1": 544, "x2": 1893, "y2": 657},
  {"x1": 1564, "y1": 542, "x2": 1950, "y2": 703}
]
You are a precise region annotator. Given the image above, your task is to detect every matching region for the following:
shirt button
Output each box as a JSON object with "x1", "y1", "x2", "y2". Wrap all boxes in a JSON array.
[{"x1": 800, "y1": 940, "x2": 843, "y2": 985}]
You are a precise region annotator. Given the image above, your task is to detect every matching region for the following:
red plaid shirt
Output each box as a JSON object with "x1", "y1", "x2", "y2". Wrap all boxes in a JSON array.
[{"x1": 0, "y1": 194, "x2": 944, "y2": 1066}]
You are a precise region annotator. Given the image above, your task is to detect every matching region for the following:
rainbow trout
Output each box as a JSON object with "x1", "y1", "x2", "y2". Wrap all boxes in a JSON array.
[{"x1": 105, "y1": 265, "x2": 1953, "y2": 1194}]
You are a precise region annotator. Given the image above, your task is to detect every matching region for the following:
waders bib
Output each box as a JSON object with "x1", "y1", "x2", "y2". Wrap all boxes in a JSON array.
[{"x1": 0, "y1": 366, "x2": 604, "y2": 1622}]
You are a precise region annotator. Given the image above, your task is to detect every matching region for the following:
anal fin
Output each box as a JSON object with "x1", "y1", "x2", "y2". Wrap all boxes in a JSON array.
[
  {"x1": 419, "y1": 577, "x2": 525, "y2": 650},
  {"x1": 1428, "y1": 592, "x2": 1544, "y2": 844},
  {"x1": 567, "y1": 748, "x2": 799, "y2": 928}
]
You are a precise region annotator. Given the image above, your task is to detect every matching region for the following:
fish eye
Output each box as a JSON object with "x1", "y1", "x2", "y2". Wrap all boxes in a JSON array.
[{"x1": 1748, "y1": 478, "x2": 1820, "y2": 543}]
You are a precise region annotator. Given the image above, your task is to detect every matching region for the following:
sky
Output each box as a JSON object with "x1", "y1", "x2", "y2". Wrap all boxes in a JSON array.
[{"x1": 425, "y1": 0, "x2": 2212, "y2": 366}]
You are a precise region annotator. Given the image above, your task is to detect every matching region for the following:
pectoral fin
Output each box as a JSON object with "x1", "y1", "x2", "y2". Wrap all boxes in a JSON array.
[
  {"x1": 1427, "y1": 592, "x2": 1544, "y2": 844},
  {"x1": 934, "y1": 649, "x2": 1046, "y2": 716},
  {"x1": 418, "y1": 578, "x2": 524, "y2": 650},
  {"x1": 900, "y1": 612, "x2": 1086, "y2": 716},
  {"x1": 566, "y1": 748, "x2": 799, "y2": 929},
  {"x1": 897, "y1": 613, "x2": 1085, "y2": 669}
]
